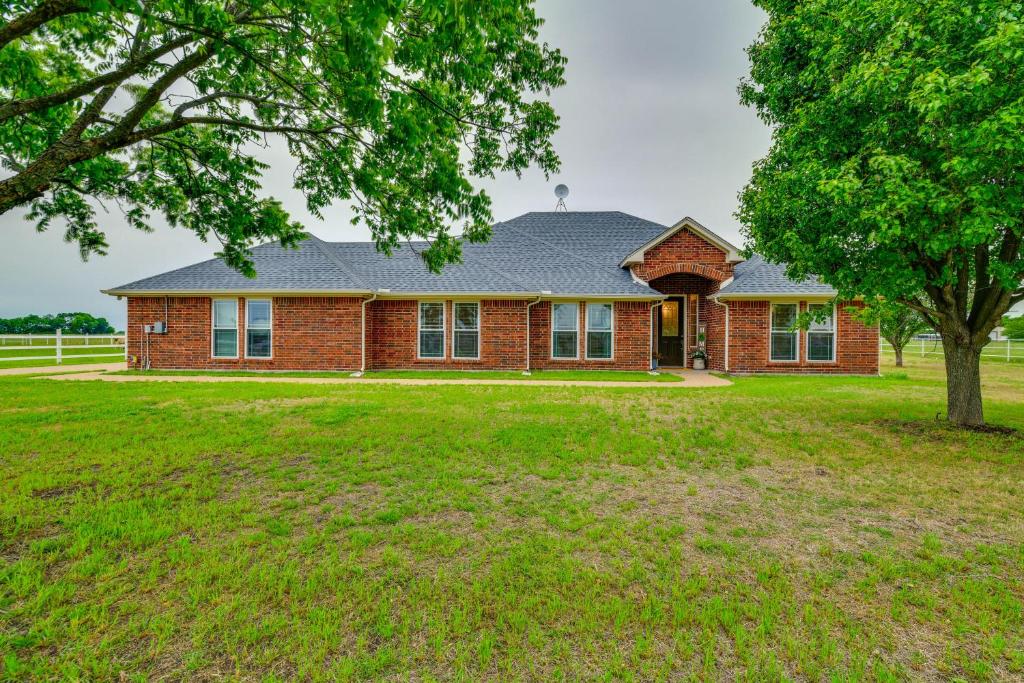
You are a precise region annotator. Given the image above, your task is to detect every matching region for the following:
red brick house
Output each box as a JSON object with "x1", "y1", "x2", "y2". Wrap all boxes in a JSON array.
[{"x1": 104, "y1": 212, "x2": 879, "y2": 374}]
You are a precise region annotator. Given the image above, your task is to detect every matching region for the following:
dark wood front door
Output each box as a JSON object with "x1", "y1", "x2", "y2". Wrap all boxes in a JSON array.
[{"x1": 658, "y1": 299, "x2": 684, "y2": 366}]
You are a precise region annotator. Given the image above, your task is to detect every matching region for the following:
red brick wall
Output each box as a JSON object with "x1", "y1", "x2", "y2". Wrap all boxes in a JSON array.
[
  {"x1": 128, "y1": 293, "x2": 876, "y2": 375},
  {"x1": 365, "y1": 299, "x2": 529, "y2": 370},
  {"x1": 725, "y1": 300, "x2": 879, "y2": 374},
  {"x1": 126, "y1": 296, "x2": 363, "y2": 370},
  {"x1": 127, "y1": 296, "x2": 655, "y2": 372},
  {"x1": 528, "y1": 301, "x2": 651, "y2": 371}
]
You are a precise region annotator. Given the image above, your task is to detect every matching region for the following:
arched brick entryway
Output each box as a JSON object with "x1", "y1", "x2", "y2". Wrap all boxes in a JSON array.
[
  {"x1": 636, "y1": 261, "x2": 732, "y2": 283},
  {"x1": 645, "y1": 267, "x2": 727, "y2": 371}
]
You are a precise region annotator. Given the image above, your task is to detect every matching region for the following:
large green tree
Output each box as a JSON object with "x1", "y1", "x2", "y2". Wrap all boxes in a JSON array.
[
  {"x1": 0, "y1": 0, "x2": 564, "y2": 273},
  {"x1": 739, "y1": 0, "x2": 1024, "y2": 426}
]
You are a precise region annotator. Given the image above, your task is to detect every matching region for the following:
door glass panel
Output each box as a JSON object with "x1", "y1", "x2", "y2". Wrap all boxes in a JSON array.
[{"x1": 661, "y1": 301, "x2": 679, "y2": 337}]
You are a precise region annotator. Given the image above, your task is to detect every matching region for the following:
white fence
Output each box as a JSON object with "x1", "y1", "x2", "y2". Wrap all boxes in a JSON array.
[
  {"x1": 0, "y1": 332, "x2": 126, "y2": 364},
  {"x1": 880, "y1": 338, "x2": 1024, "y2": 362}
]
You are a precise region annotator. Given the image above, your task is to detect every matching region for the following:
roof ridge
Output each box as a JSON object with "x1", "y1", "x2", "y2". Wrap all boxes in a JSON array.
[
  {"x1": 498, "y1": 221, "x2": 638, "y2": 282},
  {"x1": 305, "y1": 234, "x2": 370, "y2": 290}
]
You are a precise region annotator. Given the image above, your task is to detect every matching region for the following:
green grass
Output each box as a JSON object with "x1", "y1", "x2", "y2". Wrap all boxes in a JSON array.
[
  {"x1": 1, "y1": 355, "x2": 1022, "y2": 680},
  {"x1": 110, "y1": 368, "x2": 682, "y2": 382},
  {"x1": 0, "y1": 354, "x2": 123, "y2": 369}
]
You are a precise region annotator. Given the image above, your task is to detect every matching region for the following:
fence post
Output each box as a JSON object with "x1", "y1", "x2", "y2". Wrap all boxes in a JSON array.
[
  {"x1": 1010, "y1": 339, "x2": 1014, "y2": 362},
  {"x1": 55, "y1": 329, "x2": 62, "y2": 365}
]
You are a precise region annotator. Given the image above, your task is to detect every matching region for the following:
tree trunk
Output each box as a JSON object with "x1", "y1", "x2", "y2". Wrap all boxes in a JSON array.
[
  {"x1": 942, "y1": 337, "x2": 984, "y2": 426},
  {"x1": 894, "y1": 345, "x2": 904, "y2": 367}
]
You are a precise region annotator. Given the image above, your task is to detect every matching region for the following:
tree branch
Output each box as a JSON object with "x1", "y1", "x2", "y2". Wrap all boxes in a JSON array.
[
  {"x1": 897, "y1": 296, "x2": 941, "y2": 330},
  {"x1": 0, "y1": 34, "x2": 196, "y2": 124},
  {"x1": 0, "y1": 0, "x2": 87, "y2": 51},
  {"x1": 99, "y1": 40, "x2": 216, "y2": 145},
  {"x1": 172, "y1": 91, "x2": 303, "y2": 117}
]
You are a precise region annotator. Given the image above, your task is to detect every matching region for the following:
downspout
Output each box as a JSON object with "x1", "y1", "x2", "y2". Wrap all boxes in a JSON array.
[
  {"x1": 650, "y1": 300, "x2": 664, "y2": 371},
  {"x1": 524, "y1": 296, "x2": 543, "y2": 374},
  {"x1": 711, "y1": 297, "x2": 729, "y2": 372},
  {"x1": 358, "y1": 292, "x2": 378, "y2": 374}
]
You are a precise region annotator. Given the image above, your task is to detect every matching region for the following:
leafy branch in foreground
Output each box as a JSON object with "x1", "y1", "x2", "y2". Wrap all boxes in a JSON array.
[{"x1": 0, "y1": 0, "x2": 566, "y2": 274}]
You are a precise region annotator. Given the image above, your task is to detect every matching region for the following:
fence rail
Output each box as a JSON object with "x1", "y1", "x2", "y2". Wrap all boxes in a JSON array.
[
  {"x1": 880, "y1": 338, "x2": 1024, "y2": 362},
  {"x1": 0, "y1": 332, "x2": 126, "y2": 364}
]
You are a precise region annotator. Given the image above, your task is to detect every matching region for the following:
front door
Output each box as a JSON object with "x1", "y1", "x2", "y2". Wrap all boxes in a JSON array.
[{"x1": 659, "y1": 299, "x2": 685, "y2": 366}]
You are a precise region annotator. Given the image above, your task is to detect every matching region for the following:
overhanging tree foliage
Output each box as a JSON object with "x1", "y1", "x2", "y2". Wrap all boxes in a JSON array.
[
  {"x1": 739, "y1": 0, "x2": 1024, "y2": 426},
  {"x1": 0, "y1": 0, "x2": 565, "y2": 273}
]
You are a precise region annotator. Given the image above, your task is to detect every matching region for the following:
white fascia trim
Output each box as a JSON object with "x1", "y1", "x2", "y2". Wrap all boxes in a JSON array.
[
  {"x1": 105, "y1": 289, "x2": 666, "y2": 301},
  {"x1": 103, "y1": 288, "x2": 372, "y2": 297},
  {"x1": 619, "y1": 216, "x2": 742, "y2": 267},
  {"x1": 711, "y1": 292, "x2": 838, "y2": 302}
]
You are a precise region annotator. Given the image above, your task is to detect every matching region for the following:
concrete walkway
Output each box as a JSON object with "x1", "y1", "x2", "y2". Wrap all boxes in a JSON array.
[
  {"x1": 0, "y1": 362, "x2": 126, "y2": 376},
  {"x1": 39, "y1": 367, "x2": 732, "y2": 388}
]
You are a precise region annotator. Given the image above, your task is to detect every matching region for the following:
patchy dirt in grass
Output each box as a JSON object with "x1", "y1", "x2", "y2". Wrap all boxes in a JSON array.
[
  {"x1": 206, "y1": 396, "x2": 328, "y2": 414},
  {"x1": 876, "y1": 417, "x2": 1021, "y2": 439}
]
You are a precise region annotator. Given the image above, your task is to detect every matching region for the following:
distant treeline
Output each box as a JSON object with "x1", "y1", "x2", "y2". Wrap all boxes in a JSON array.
[{"x1": 0, "y1": 313, "x2": 116, "y2": 334}]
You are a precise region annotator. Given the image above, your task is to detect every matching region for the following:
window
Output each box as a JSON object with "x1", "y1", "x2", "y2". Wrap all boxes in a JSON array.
[
  {"x1": 661, "y1": 300, "x2": 679, "y2": 337},
  {"x1": 551, "y1": 303, "x2": 579, "y2": 359},
  {"x1": 246, "y1": 299, "x2": 272, "y2": 358},
  {"x1": 212, "y1": 299, "x2": 238, "y2": 358},
  {"x1": 586, "y1": 303, "x2": 613, "y2": 359},
  {"x1": 807, "y1": 303, "x2": 835, "y2": 362},
  {"x1": 770, "y1": 303, "x2": 798, "y2": 361},
  {"x1": 453, "y1": 302, "x2": 480, "y2": 359},
  {"x1": 418, "y1": 302, "x2": 444, "y2": 358}
]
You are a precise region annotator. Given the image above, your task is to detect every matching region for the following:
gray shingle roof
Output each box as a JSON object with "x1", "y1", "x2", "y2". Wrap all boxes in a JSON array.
[
  {"x1": 104, "y1": 211, "x2": 834, "y2": 298},
  {"x1": 105, "y1": 237, "x2": 367, "y2": 293},
  {"x1": 717, "y1": 254, "x2": 836, "y2": 297}
]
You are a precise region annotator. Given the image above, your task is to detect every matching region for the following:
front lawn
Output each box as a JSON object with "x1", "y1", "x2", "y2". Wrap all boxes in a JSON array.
[
  {"x1": 1, "y1": 356, "x2": 1022, "y2": 680},
  {"x1": 0, "y1": 355, "x2": 122, "y2": 369},
  {"x1": 110, "y1": 368, "x2": 682, "y2": 382}
]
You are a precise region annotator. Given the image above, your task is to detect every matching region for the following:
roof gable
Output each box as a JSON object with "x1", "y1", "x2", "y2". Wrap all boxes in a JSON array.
[{"x1": 619, "y1": 217, "x2": 741, "y2": 266}]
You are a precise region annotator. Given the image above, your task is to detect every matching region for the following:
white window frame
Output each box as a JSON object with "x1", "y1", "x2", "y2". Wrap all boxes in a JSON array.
[
  {"x1": 452, "y1": 301, "x2": 481, "y2": 360},
  {"x1": 806, "y1": 302, "x2": 836, "y2": 363},
  {"x1": 551, "y1": 302, "x2": 579, "y2": 360},
  {"x1": 769, "y1": 303, "x2": 799, "y2": 363},
  {"x1": 245, "y1": 298, "x2": 273, "y2": 359},
  {"x1": 417, "y1": 301, "x2": 445, "y2": 359},
  {"x1": 211, "y1": 298, "x2": 239, "y2": 359},
  {"x1": 585, "y1": 302, "x2": 614, "y2": 360}
]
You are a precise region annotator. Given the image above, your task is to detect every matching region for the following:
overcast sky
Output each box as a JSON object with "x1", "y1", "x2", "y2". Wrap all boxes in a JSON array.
[{"x1": 0, "y1": 0, "x2": 773, "y2": 329}]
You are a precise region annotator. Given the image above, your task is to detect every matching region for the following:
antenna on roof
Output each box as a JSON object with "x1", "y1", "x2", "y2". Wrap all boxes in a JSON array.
[{"x1": 554, "y1": 184, "x2": 569, "y2": 212}]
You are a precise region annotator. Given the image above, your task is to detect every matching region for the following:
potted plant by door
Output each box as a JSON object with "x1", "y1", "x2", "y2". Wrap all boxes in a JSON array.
[{"x1": 690, "y1": 349, "x2": 708, "y2": 370}]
